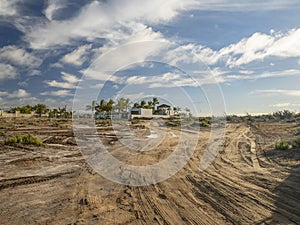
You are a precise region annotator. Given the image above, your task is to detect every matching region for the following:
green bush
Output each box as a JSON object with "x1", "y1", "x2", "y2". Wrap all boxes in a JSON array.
[
  {"x1": 5, "y1": 134, "x2": 44, "y2": 146},
  {"x1": 291, "y1": 138, "x2": 300, "y2": 148},
  {"x1": 165, "y1": 120, "x2": 181, "y2": 127},
  {"x1": 275, "y1": 141, "x2": 290, "y2": 150},
  {"x1": 96, "y1": 118, "x2": 112, "y2": 127}
]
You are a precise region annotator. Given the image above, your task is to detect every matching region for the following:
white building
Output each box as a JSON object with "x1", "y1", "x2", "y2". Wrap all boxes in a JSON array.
[
  {"x1": 156, "y1": 104, "x2": 174, "y2": 116},
  {"x1": 130, "y1": 108, "x2": 153, "y2": 119}
]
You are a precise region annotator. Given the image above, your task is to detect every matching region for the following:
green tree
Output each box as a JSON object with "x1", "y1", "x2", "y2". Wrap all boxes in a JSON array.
[
  {"x1": 115, "y1": 98, "x2": 126, "y2": 113},
  {"x1": 124, "y1": 98, "x2": 130, "y2": 111},
  {"x1": 33, "y1": 104, "x2": 49, "y2": 117},
  {"x1": 95, "y1": 99, "x2": 115, "y2": 117},
  {"x1": 86, "y1": 100, "x2": 97, "y2": 114},
  {"x1": 95, "y1": 100, "x2": 106, "y2": 116},
  {"x1": 152, "y1": 97, "x2": 159, "y2": 110},
  {"x1": 49, "y1": 108, "x2": 59, "y2": 118},
  {"x1": 58, "y1": 106, "x2": 68, "y2": 118},
  {"x1": 106, "y1": 99, "x2": 114, "y2": 112},
  {"x1": 140, "y1": 100, "x2": 146, "y2": 108},
  {"x1": 8, "y1": 107, "x2": 20, "y2": 113},
  {"x1": 19, "y1": 105, "x2": 33, "y2": 114},
  {"x1": 133, "y1": 102, "x2": 140, "y2": 108},
  {"x1": 146, "y1": 101, "x2": 153, "y2": 109}
]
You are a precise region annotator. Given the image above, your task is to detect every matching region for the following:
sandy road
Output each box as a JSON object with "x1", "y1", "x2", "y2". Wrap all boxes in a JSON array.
[{"x1": 0, "y1": 120, "x2": 299, "y2": 224}]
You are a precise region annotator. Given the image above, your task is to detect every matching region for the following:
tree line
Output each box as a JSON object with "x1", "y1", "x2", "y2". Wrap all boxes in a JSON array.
[
  {"x1": 86, "y1": 97, "x2": 192, "y2": 117},
  {"x1": 86, "y1": 97, "x2": 161, "y2": 115},
  {"x1": 6, "y1": 104, "x2": 72, "y2": 118}
]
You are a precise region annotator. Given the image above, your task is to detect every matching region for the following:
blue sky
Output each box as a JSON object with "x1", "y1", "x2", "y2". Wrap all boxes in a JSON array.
[{"x1": 0, "y1": 0, "x2": 300, "y2": 115}]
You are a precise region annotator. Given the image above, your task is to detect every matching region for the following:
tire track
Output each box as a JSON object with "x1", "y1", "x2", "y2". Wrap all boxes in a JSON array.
[{"x1": 0, "y1": 170, "x2": 77, "y2": 190}]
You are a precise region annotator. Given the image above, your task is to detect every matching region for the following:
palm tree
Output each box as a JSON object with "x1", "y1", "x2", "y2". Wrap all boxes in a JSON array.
[
  {"x1": 106, "y1": 99, "x2": 114, "y2": 113},
  {"x1": 140, "y1": 100, "x2": 146, "y2": 108},
  {"x1": 146, "y1": 101, "x2": 153, "y2": 109},
  {"x1": 95, "y1": 99, "x2": 106, "y2": 117},
  {"x1": 86, "y1": 100, "x2": 97, "y2": 117},
  {"x1": 58, "y1": 106, "x2": 67, "y2": 118},
  {"x1": 133, "y1": 102, "x2": 140, "y2": 108},
  {"x1": 115, "y1": 98, "x2": 125, "y2": 113},
  {"x1": 52, "y1": 108, "x2": 59, "y2": 118},
  {"x1": 152, "y1": 97, "x2": 159, "y2": 110},
  {"x1": 124, "y1": 98, "x2": 130, "y2": 112},
  {"x1": 33, "y1": 104, "x2": 49, "y2": 117}
]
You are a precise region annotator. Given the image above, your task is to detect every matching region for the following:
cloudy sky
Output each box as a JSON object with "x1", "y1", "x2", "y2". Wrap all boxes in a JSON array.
[{"x1": 0, "y1": 0, "x2": 300, "y2": 115}]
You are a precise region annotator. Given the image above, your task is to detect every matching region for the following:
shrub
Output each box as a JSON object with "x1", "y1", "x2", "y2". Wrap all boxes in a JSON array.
[
  {"x1": 291, "y1": 138, "x2": 300, "y2": 148},
  {"x1": 275, "y1": 141, "x2": 290, "y2": 150},
  {"x1": 5, "y1": 134, "x2": 44, "y2": 146},
  {"x1": 199, "y1": 117, "x2": 211, "y2": 127},
  {"x1": 165, "y1": 120, "x2": 181, "y2": 127},
  {"x1": 200, "y1": 121, "x2": 211, "y2": 127}
]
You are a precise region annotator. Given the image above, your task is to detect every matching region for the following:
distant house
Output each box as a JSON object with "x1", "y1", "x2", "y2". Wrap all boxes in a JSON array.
[
  {"x1": 129, "y1": 104, "x2": 177, "y2": 119},
  {"x1": 130, "y1": 108, "x2": 153, "y2": 119},
  {"x1": 156, "y1": 104, "x2": 174, "y2": 116}
]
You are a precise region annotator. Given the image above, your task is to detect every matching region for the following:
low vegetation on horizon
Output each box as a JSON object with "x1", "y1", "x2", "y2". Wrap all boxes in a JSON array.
[{"x1": 3, "y1": 104, "x2": 72, "y2": 118}]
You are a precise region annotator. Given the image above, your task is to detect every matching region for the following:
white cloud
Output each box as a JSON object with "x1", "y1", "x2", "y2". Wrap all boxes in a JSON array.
[
  {"x1": 29, "y1": 70, "x2": 41, "y2": 76},
  {"x1": 121, "y1": 92, "x2": 160, "y2": 101},
  {"x1": 44, "y1": 0, "x2": 66, "y2": 21},
  {"x1": 124, "y1": 72, "x2": 200, "y2": 88},
  {"x1": 89, "y1": 83, "x2": 104, "y2": 89},
  {"x1": 271, "y1": 103, "x2": 300, "y2": 108},
  {"x1": 239, "y1": 70, "x2": 254, "y2": 75},
  {"x1": 46, "y1": 80, "x2": 77, "y2": 89},
  {"x1": 253, "y1": 89, "x2": 300, "y2": 97},
  {"x1": 223, "y1": 29, "x2": 300, "y2": 67},
  {"x1": 223, "y1": 69, "x2": 300, "y2": 82},
  {"x1": 61, "y1": 72, "x2": 80, "y2": 83},
  {"x1": 26, "y1": 0, "x2": 196, "y2": 49},
  {"x1": 165, "y1": 28, "x2": 300, "y2": 68},
  {"x1": 7, "y1": 89, "x2": 30, "y2": 98},
  {"x1": 41, "y1": 90, "x2": 73, "y2": 97},
  {"x1": 46, "y1": 72, "x2": 80, "y2": 89},
  {"x1": 0, "y1": 46, "x2": 42, "y2": 68},
  {"x1": 83, "y1": 28, "x2": 170, "y2": 81},
  {"x1": 0, "y1": 97, "x2": 39, "y2": 108},
  {"x1": 194, "y1": 0, "x2": 300, "y2": 11},
  {"x1": 266, "y1": 29, "x2": 300, "y2": 58},
  {"x1": 17, "y1": 81, "x2": 28, "y2": 87},
  {"x1": 81, "y1": 69, "x2": 118, "y2": 82},
  {"x1": 0, "y1": 63, "x2": 18, "y2": 80},
  {"x1": 61, "y1": 44, "x2": 92, "y2": 66},
  {"x1": 251, "y1": 69, "x2": 300, "y2": 79},
  {"x1": 0, "y1": 0, "x2": 19, "y2": 16}
]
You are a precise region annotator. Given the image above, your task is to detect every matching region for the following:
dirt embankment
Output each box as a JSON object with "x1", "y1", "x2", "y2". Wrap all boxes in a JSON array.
[{"x1": 0, "y1": 118, "x2": 299, "y2": 224}]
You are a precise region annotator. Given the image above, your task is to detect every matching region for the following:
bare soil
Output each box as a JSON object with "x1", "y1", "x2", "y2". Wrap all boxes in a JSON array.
[{"x1": 0, "y1": 118, "x2": 299, "y2": 224}]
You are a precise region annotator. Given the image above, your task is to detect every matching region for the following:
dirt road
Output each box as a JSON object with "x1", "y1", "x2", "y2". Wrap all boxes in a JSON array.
[{"x1": 0, "y1": 119, "x2": 299, "y2": 224}]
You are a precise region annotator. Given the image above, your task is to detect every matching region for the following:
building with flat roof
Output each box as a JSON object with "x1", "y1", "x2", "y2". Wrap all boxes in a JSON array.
[{"x1": 130, "y1": 108, "x2": 153, "y2": 119}]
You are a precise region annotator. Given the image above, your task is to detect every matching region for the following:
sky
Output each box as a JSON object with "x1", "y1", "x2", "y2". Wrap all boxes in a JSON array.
[{"x1": 0, "y1": 0, "x2": 300, "y2": 116}]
